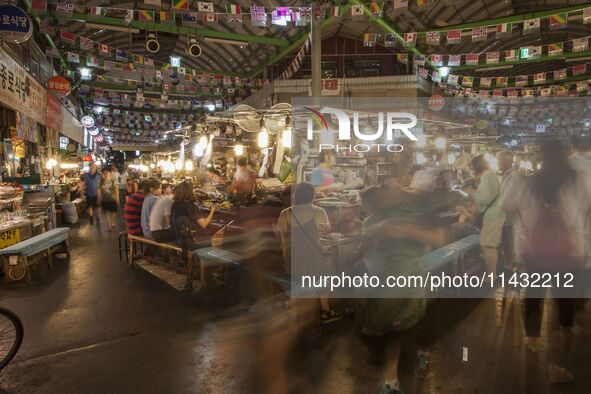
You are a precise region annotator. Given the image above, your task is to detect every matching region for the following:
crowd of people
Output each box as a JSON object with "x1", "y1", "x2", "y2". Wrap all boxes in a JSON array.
[{"x1": 76, "y1": 138, "x2": 591, "y2": 393}]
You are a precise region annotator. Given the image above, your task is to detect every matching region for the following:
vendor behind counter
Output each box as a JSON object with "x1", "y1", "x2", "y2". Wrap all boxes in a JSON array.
[{"x1": 310, "y1": 151, "x2": 345, "y2": 192}]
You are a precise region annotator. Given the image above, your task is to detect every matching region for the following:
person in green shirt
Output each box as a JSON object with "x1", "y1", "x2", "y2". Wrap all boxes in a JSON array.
[{"x1": 470, "y1": 155, "x2": 504, "y2": 281}]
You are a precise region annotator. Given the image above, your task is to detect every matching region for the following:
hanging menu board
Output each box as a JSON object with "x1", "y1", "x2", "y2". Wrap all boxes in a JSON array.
[{"x1": 0, "y1": 45, "x2": 46, "y2": 125}]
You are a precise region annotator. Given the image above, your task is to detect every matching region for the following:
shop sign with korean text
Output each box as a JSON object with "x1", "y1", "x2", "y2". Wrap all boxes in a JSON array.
[
  {"x1": 0, "y1": 46, "x2": 46, "y2": 125},
  {"x1": 46, "y1": 93, "x2": 62, "y2": 130},
  {"x1": 47, "y1": 76, "x2": 71, "y2": 97},
  {"x1": 0, "y1": 5, "x2": 32, "y2": 44}
]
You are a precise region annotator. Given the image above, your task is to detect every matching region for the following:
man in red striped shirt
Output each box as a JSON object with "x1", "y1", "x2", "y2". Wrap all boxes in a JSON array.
[{"x1": 124, "y1": 179, "x2": 148, "y2": 235}]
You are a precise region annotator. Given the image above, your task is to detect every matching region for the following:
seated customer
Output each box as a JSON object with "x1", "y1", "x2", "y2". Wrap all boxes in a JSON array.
[
  {"x1": 124, "y1": 179, "x2": 148, "y2": 235},
  {"x1": 149, "y1": 188, "x2": 173, "y2": 243},
  {"x1": 170, "y1": 181, "x2": 216, "y2": 243},
  {"x1": 140, "y1": 178, "x2": 162, "y2": 239}
]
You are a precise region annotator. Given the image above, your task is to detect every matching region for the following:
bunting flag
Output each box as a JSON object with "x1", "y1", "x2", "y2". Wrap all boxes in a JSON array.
[
  {"x1": 486, "y1": 52, "x2": 499, "y2": 64},
  {"x1": 497, "y1": 77, "x2": 508, "y2": 87},
  {"x1": 529, "y1": 46, "x2": 542, "y2": 58},
  {"x1": 431, "y1": 54, "x2": 443, "y2": 66},
  {"x1": 182, "y1": 13, "x2": 197, "y2": 24},
  {"x1": 480, "y1": 77, "x2": 492, "y2": 88},
  {"x1": 56, "y1": 3, "x2": 74, "y2": 14},
  {"x1": 534, "y1": 72, "x2": 546, "y2": 84},
  {"x1": 549, "y1": 13, "x2": 567, "y2": 29},
  {"x1": 79, "y1": 36, "x2": 94, "y2": 51},
  {"x1": 426, "y1": 31, "x2": 440, "y2": 45},
  {"x1": 448, "y1": 55, "x2": 461, "y2": 66},
  {"x1": 584, "y1": 8, "x2": 591, "y2": 24},
  {"x1": 505, "y1": 49, "x2": 518, "y2": 61},
  {"x1": 116, "y1": 49, "x2": 127, "y2": 61},
  {"x1": 496, "y1": 23, "x2": 511, "y2": 38},
  {"x1": 138, "y1": 10, "x2": 154, "y2": 21},
  {"x1": 203, "y1": 13, "x2": 218, "y2": 22},
  {"x1": 396, "y1": 53, "x2": 408, "y2": 64},
  {"x1": 98, "y1": 44, "x2": 110, "y2": 56},
  {"x1": 60, "y1": 30, "x2": 76, "y2": 44},
  {"x1": 370, "y1": 1, "x2": 383, "y2": 17},
  {"x1": 554, "y1": 68, "x2": 567, "y2": 80},
  {"x1": 523, "y1": 18, "x2": 540, "y2": 34},
  {"x1": 363, "y1": 33, "x2": 377, "y2": 47},
  {"x1": 447, "y1": 30, "x2": 462, "y2": 44},
  {"x1": 228, "y1": 13, "x2": 242, "y2": 23},
  {"x1": 548, "y1": 43, "x2": 563, "y2": 56},
  {"x1": 447, "y1": 74, "x2": 459, "y2": 85},
  {"x1": 31, "y1": 0, "x2": 47, "y2": 12},
  {"x1": 197, "y1": 2, "x2": 214, "y2": 12},
  {"x1": 573, "y1": 64, "x2": 586, "y2": 75},
  {"x1": 160, "y1": 11, "x2": 172, "y2": 22},
  {"x1": 40, "y1": 19, "x2": 54, "y2": 34},
  {"x1": 403, "y1": 32, "x2": 417, "y2": 46},
  {"x1": 465, "y1": 53, "x2": 479, "y2": 65},
  {"x1": 393, "y1": 0, "x2": 409, "y2": 9},
  {"x1": 577, "y1": 81, "x2": 588, "y2": 92},
  {"x1": 462, "y1": 76, "x2": 473, "y2": 87},
  {"x1": 251, "y1": 6, "x2": 267, "y2": 27},
  {"x1": 384, "y1": 34, "x2": 396, "y2": 47},
  {"x1": 226, "y1": 4, "x2": 241, "y2": 14},
  {"x1": 172, "y1": 0, "x2": 189, "y2": 11},
  {"x1": 124, "y1": 10, "x2": 134, "y2": 24},
  {"x1": 90, "y1": 6, "x2": 106, "y2": 16},
  {"x1": 330, "y1": 6, "x2": 341, "y2": 17},
  {"x1": 522, "y1": 89, "x2": 534, "y2": 97},
  {"x1": 471, "y1": 27, "x2": 487, "y2": 42},
  {"x1": 515, "y1": 75, "x2": 528, "y2": 86},
  {"x1": 86, "y1": 55, "x2": 99, "y2": 67},
  {"x1": 104, "y1": 60, "x2": 115, "y2": 70},
  {"x1": 573, "y1": 37, "x2": 589, "y2": 52},
  {"x1": 144, "y1": 0, "x2": 161, "y2": 6},
  {"x1": 414, "y1": 54, "x2": 426, "y2": 65},
  {"x1": 132, "y1": 54, "x2": 144, "y2": 64},
  {"x1": 66, "y1": 52, "x2": 79, "y2": 63},
  {"x1": 351, "y1": 4, "x2": 364, "y2": 16}
]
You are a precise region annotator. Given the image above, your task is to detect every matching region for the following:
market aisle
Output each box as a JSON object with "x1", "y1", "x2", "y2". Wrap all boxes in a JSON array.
[{"x1": 0, "y1": 218, "x2": 591, "y2": 393}]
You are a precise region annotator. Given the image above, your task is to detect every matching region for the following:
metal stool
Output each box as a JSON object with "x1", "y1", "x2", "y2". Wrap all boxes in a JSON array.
[{"x1": 118, "y1": 231, "x2": 129, "y2": 264}]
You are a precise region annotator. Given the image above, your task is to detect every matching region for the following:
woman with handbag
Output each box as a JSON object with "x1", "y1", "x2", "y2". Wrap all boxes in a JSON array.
[
  {"x1": 98, "y1": 167, "x2": 119, "y2": 231},
  {"x1": 470, "y1": 155, "x2": 504, "y2": 282}
]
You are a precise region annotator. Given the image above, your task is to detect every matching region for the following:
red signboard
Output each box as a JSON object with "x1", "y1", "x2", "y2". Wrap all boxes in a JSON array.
[
  {"x1": 46, "y1": 93, "x2": 62, "y2": 130},
  {"x1": 47, "y1": 75, "x2": 71, "y2": 97},
  {"x1": 428, "y1": 94, "x2": 445, "y2": 111}
]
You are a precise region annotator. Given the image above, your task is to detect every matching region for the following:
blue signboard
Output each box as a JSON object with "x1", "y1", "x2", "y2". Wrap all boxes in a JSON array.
[{"x1": 0, "y1": 5, "x2": 32, "y2": 44}]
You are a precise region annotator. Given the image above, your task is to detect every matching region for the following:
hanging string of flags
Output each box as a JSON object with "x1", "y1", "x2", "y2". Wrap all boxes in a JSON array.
[
  {"x1": 415, "y1": 63, "x2": 591, "y2": 97},
  {"x1": 276, "y1": 34, "x2": 311, "y2": 81},
  {"x1": 48, "y1": 29, "x2": 271, "y2": 86},
  {"x1": 444, "y1": 80, "x2": 590, "y2": 98},
  {"x1": 384, "y1": 34, "x2": 591, "y2": 67},
  {"x1": 30, "y1": 1, "x2": 343, "y2": 27}
]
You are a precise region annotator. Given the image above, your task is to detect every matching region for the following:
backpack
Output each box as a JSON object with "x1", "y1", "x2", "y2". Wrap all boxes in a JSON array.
[{"x1": 521, "y1": 203, "x2": 581, "y2": 271}]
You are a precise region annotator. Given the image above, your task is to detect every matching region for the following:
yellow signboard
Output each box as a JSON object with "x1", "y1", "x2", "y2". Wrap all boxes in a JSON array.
[{"x1": 0, "y1": 228, "x2": 20, "y2": 249}]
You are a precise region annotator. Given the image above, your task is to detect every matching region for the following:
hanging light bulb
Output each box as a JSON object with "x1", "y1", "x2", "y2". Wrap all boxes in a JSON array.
[
  {"x1": 257, "y1": 117, "x2": 268, "y2": 148},
  {"x1": 234, "y1": 135, "x2": 244, "y2": 156},
  {"x1": 282, "y1": 115, "x2": 292, "y2": 148},
  {"x1": 184, "y1": 160, "x2": 194, "y2": 171},
  {"x1": 175, "y1": 158, "x2": 183, "y2": 171},
  {"x1": 45, "y1": 158, "x2": 57, "y2": 169},
  {"x1": 194, "y1": 135, "x2": 208, "y2": 158}
]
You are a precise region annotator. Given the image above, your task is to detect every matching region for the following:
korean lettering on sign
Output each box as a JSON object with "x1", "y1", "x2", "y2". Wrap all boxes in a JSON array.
[
  {"x1": 0, "y1": 46, "x2": 46, "y2": 125},
  {"x1": 0, "y1": 228, "x2": 20, "y2": 249}
]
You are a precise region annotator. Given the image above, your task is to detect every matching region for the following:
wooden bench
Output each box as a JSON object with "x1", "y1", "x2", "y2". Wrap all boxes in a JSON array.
[
  {"x1": 0, "y1": 228, "x2": 70, "y2": 283},
  {"x1": 127, "y1": 235, "x2": 241, "y2": 291}
]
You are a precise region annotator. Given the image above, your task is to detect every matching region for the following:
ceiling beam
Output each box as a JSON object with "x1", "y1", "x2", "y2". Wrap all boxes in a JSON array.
[{"x1": 52, "y1": 13, "x2": 290, "y2": 47}]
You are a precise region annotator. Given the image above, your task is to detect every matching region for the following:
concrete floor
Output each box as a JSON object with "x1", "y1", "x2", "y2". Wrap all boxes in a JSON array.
[{"x1": 0, "y1": 217, "x2": 590, "y2": 393}]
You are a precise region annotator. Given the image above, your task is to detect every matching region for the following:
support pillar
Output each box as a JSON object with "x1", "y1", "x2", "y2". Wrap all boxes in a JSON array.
[{"x1": 311, "y1": 12, "x2": 322, "y2": 97}]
